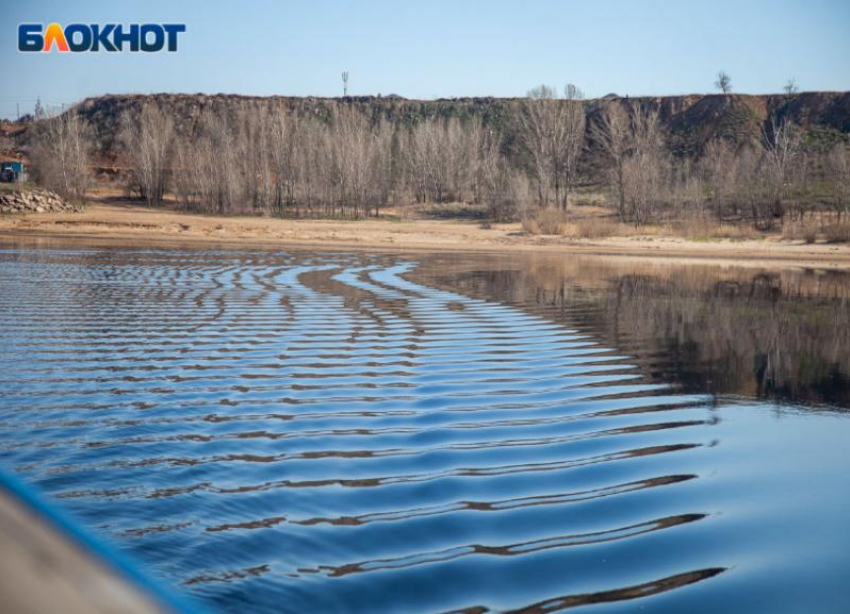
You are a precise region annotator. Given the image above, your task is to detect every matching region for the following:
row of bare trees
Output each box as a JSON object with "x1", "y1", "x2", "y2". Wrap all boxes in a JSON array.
[
  {"x1": 26, "y1": 92, "x2": 850, "y2": 227},
  {"x1": 591, "y1": 102, "x2": 850, "y2": 227},
  {"x1": 123, "y1": 105, "x2": 397, "y2": 217},
  {"x1": 118, "y1": 103, "x2": 526, "y2": 219}
]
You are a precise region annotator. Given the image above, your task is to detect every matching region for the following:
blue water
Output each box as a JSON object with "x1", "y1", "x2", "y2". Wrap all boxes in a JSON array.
[{"x1": 0, "y1": 246, "x2": 848, "y2": 613}]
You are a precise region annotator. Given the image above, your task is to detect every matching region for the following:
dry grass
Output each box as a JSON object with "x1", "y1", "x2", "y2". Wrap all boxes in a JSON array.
[
  {"x1": 824, "y1": 224, "x2": 850, "y2": 243},
  {"x1": 782, "y1": 221, "x2": 820, "y2": 244},
  {"x1": 573, "y1": 217, "x2": 619, "y2": 238},
  {"x1": 674, "y1": 216, "x2": 761, "y2": 241},
  {"x1": 523, "y1": 207, "x2": 769, "y2": 242},
  {"x1": 524, "y1": 207, "x2": 618, "y2": 238},
  {"x1": 710, "y1": 224, "x2": 762, "y2": 241},
  {"x1": 411, "y1": 201, "x2": 488, "y2": 220},
  {"x1": 6, "y1": 200, "x2": 850, "y2": 267},
  {"x1": 521, "y1": 217, "x2": 541, "y2": 235},
  {"x1": 522, "y1": 208, "x2": 567, "y2": 235}
]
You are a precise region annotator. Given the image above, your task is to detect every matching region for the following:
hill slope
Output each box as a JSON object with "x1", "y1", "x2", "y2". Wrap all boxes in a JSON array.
[
  {"x1": 7, "y1": 92, "x2": 849, "y2": 170},
  {"x1": 68, "y1": 91, "x2": 850, "y2": 161}
]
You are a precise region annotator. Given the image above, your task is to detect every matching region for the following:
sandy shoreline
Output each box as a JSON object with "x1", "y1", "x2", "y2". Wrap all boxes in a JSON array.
[{"x1": 2, "y1": 202, "x2": 850, "y2": 269}]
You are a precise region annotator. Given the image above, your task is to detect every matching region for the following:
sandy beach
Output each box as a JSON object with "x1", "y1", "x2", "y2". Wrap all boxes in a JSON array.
[{"x1": 2, "y1": 200, "x2": 850, "y2": 269}]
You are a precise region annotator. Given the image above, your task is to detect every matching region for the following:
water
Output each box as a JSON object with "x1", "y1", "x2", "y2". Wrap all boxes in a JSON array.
[{"x1": 0, "y1": 244, "x2": 848, "y2": 614}]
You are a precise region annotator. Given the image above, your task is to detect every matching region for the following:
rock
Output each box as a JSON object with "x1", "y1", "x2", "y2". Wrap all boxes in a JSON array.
[{"x1": 0, "y1": 188, "x2": 79, "y2": 215}]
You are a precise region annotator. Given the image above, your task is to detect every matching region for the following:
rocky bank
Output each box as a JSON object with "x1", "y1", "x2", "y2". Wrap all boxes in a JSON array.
[{"x1": 0, "y1": 189, "x2": 82, "y2": 215}]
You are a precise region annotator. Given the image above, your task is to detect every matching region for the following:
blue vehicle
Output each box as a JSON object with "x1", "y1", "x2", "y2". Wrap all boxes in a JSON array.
[{"x1": 0, "y1": 160, "x2": 25, "y2": 183}]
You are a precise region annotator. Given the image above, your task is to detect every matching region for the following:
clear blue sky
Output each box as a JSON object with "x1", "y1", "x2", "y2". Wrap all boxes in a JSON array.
[{"x1": 2, "y1": 0, "x2": 849, "y2": 118}]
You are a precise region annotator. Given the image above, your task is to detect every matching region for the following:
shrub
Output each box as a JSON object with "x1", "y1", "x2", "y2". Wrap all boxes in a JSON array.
[
  {"x1": 824, "y1": 224, "x2": 850, "y2": 243},
  {"x1": 674, "y1": 216, "x2": 716, "y2": 240},
  {"x1": 675, "y1": 216, "x2": 761, "y2": 241},
  {"x1": 783, "y1": 221, "x2": 819, "y2": 243},
  {"x1": 709, "y1": 224, "x2": 761, "y2": 240},
  {"x1": 533, "y1": 208, "x2": 567, "y2": 235},
  {"x1": 674, "y1": 216, "x2": 713, "y2": 240},
  {"x1": 522, "y1": 217, "x2": 541, "y2": 235},
  {"x1": 575, "y1": 217, "x2": 618, "y2": 238}
]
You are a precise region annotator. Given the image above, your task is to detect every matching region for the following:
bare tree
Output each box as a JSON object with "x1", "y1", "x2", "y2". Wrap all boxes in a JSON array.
[
  {"x1": 326, "y1": 107, "x2": 395, "y2": 217},
  {"x1": 404, "y1": 121, "x2": 433, "y2": 203},
  {"x1": 480, "y1": 127, "x2": 527, "y2": 221},
  {"x1": 518, "y1": 84, "x2": 586, "y2": 210},
  {"x1": 701, "y1": 139, "x2": 738, "y2": 220},
  {"x1": 372, "y1": 119, "x2": 395, "y2": 216},
  {"x1": 623, "y1": 103, "x2": 666, "y2": 225},
  {"x1": 190, "y1": 109, "x2": 239, "y2": 215},
  {"x1": 715, "y1": 71, "x2": 732, "y2": 94},
  {"x1": 783, "y1": 78, "x2": 799, "y2": 95},
  {"x1": 445, "y1": 118, "x2": 470, "y2": 203},
  {"x1": 405, "y1": 119, "x2": 450, "y2": 204},
  {"x1": 827, "y1": 144, "x2": 850, "y2": 221},
  {"x1": 560, "y1": 84, "x2": 586, "y2": 209},
  {"x1": 121, "y1": 103, "x2": 175, "y2": 207},
  {"x1": 668, "y1": 159, "x2": 706, "y2": 221},
  {"x1": 268, "y1": 110, "x2": 297, "y2": 215},
  {"x1": 30, "y1": 109, "x2": 94, "y2": 204},
  {"x1": 518, "y1": 85, "x2": 556, "y2": 207},
  {"x1": 762, "y1": 115, "x2": 803, "y2": 224},
  {"x1": 734, "y1": 145, "x2": 769, "y2": 226},
  {"x1": 332, "y1": 107, "x2": 369, "y2": 216},
  {"x1": 173, "y1": 138, "x2": 199, "y2": 211},
  {"x1": 284, "y1": 115, "x2": 322, "y2": 217},
  {"x1": 591, "y1": 101, "x2": 631, "y2": 221}
]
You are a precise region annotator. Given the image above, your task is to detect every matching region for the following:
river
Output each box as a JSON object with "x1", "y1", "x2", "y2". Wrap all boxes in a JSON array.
[{"x1": 0, "y1": 244, "x2": 848, "y2": 613}]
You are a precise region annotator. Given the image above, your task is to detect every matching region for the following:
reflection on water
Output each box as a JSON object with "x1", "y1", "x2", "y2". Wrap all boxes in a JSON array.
[
  {"x1": 416, "y1": 255, "x2": 850, "y2": 408},
  {"x1": 0, "y1": 245, "x2": 848, "y2": 614}
]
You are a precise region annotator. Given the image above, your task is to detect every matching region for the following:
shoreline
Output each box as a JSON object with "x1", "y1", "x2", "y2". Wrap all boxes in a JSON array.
[{"x1": 2, "y1": 202, "x2": 850, "y2": 270}]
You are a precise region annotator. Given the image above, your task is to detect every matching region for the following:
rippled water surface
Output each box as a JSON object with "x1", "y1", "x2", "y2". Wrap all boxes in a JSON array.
[{"x1": 0, "y1": 244, "x2": 848, "y2": 614}]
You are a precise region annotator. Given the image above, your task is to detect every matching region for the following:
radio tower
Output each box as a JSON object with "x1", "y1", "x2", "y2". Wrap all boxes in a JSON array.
[{"x1": 342, "y1": 71, "x2": 349, "y2": 97}]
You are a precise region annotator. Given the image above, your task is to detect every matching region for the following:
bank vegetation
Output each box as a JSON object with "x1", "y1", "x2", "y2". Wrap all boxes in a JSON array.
[{"x1": 24, "y1": 88, "x2": 850, "y2": 238}]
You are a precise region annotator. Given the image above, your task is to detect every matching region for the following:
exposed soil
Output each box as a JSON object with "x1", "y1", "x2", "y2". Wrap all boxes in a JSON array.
[{"x1": 2, "y1": 199, "x2": 850, "y2": 270}]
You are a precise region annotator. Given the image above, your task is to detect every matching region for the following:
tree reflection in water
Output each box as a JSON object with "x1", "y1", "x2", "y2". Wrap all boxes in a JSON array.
[{"x1": 416, "y1": 254, "x2": 850, "y2": 409}]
